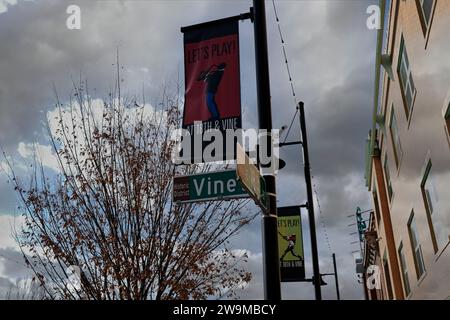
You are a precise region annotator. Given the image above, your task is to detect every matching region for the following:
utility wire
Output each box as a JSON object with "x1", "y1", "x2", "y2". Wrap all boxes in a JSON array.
[
  {"x1": 272, "y1": 0, "x2": 332, "y2": 260},
  {"x1": 283, "y1": 108, "x2": 298, "y2": 143},
  {"x1": 271, "y1": 0, "x2": 297, "y2": 102},
  {"x1": 311, "y1": 174, "x2": 333, "y2": 255},
  {"x1": 271, "y1": 0, "x2": 299, "y2": 143}
]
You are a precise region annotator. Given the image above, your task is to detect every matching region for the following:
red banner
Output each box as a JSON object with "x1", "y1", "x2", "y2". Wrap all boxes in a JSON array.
[{"x1": 182, "y1": 20, "x2": 241, "y2": 134}]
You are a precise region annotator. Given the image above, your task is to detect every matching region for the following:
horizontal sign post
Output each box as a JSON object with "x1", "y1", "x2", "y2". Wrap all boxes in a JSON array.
[{"x1": 173, "y1": 170, "x2": 249, "y2": 203}]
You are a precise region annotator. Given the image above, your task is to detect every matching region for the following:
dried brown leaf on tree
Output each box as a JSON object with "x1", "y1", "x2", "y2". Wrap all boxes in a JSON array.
[{"x1": 6, "y1": 76, "x2": 257, "y2": 300}]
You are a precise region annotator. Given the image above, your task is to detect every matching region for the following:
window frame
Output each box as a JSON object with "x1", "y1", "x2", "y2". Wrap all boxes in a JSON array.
[
  {"x1": 382, "y1": 250, "x2": 394, "y2": 300},
  {"x1": 397, "y1": 36, "x2": 416, "y2": 121},
  {"x1": 445, "y1": 116, "x2": 450, "y2": 143},
  {"x1": 398, "y1": 242, "x2": 411, "y2": 297},
  {"x1": 420, "y1": 159, "x2": 439, "y2": 253},
  {"x1": 444, "y1": 101, "x2": 450, "y2": 149},
  {"x1": 389, "y1": 105, "x2": 403, "y2": 169},
  {"x1": 383, "y1": 155, "x2": 394, "y2": 202},
  {"x1": 373, "y1": 186, "x2": 381, "y2": 227},
  {"x1": 415, "y1": 0, "x2": 436, "y2": 43},
  {"x1": 420, "y1": 158, "x2": 449, "y2": 255},
  {"x1": 407, "y1": 211, "x2": 426, "y2": 280}
]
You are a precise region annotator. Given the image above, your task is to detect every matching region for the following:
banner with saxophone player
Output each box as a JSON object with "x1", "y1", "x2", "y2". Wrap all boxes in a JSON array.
[{"x1": 181, "y1": 19, "x2": 242, "y2": 163}]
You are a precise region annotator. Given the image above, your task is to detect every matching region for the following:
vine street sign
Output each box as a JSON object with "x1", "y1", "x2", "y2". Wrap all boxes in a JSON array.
[
  {"x1": 173, "y1": 170, "x2": 248, "y2": 203},
  {"x1": 236, "y1": 143, "x2": 267, "y2": 211}
]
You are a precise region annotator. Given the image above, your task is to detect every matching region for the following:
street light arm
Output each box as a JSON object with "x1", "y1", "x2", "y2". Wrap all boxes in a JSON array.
[{"x1": 279, "y1": 140, "x2": 303, "y2": 147}]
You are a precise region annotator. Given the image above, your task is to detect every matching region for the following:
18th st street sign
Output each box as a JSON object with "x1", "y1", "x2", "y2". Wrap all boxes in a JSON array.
[
  {"x1": 173, "y1": 170, "x2": 249, "y2": 203},
  {"x1": 236, "y1": 143, "x2": 267, "y2": 211}
]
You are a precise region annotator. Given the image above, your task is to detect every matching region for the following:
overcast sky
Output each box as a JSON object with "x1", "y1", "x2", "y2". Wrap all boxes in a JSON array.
[{"x1": 0, "y1": 0, "x2": 378, "y2": 299}]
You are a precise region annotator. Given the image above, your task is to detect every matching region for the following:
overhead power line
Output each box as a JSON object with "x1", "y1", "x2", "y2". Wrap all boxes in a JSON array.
[
  {"x1": 312, "y1": 174, "x2": 333, "y2": 255},
  {"x1": 271, "y1": 0, "x2": 299, "y2": 143}
]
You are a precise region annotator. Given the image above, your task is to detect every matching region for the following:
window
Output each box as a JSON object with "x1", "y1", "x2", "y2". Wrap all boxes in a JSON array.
[
  {"x1": 398, "y1": 242, "x2": 411, "y2": 297},
  {"x1": 417, "y1": 0, "x2": 434, "y2": 34},
  {"x1": 373, "y1": 187, "x2": 381, "y2": 226},
  {"x1": 398, "y1": 37, "x2": 416, "y2": 117},
  {"x1": 421, "y1": 160, "x2": 448, "y2": 252},
  {"x1": 383, "y1": 251, "x2": 393, "y2": 300},
  {"x1": 384, "y1": 155, "x2": 393, "y2": 201},
  {"x1": 445, "y1": 102, "x2": 450, "y2": 146},
  {"x1": 389, "y1": 106, "x2": 403, "y2": 168},
  {"x1": 382, "y1": 0, "x2": 392, "y2": 55},
  {"x1": 408, "y1": 211, "x2": 426, "y2": 279}
]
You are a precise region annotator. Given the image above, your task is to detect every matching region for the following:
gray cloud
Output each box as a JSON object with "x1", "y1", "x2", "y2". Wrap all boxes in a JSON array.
[
  {"x1": 0, "y1": 276, "x2": 15, "y2": 299},
  {"x1": 0, "y1": 247, "x2": 30, "y2": 279}
]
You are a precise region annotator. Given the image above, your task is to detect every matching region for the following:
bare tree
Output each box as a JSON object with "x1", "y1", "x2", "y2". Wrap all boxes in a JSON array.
[{"x1": 5, "y1": 77, "x2": 256, "y2": 300}]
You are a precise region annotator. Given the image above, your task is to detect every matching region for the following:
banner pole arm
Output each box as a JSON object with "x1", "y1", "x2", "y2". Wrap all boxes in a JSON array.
[{"x1": 181, "y1": 9, "x2": 253, "y2": 33}]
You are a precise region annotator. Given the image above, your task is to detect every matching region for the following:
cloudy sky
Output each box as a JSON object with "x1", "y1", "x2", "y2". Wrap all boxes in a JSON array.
[{"x1": 0, "y1": 0, "x2": 378, "y2": 299}]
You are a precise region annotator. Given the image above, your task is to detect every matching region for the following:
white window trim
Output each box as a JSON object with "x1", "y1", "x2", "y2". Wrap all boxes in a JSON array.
[
  {"x1": 442, "y1": 90, "x2": 450, "y2": 148},
  {"x1": 389, "y1": 105, "x2": 403, "y2": 172},
  {"x1": 398, "y1": 35, "x2": 417, "y2": 123},
  {"x1": 421, "y1": 151, "x2": 450, "y2": 259},
  {"x1": 408, "y1": 211, "x2": 426, "y2": 280},
  {"x1": 398, "y1": 241, "x2": 411, "y2": 297},
  {"x1": 441, "y1": 89, "x2": 450, "y2": 119},
  {"x1": 383, "y1": 152, "x2": 394, "y2": 205},
  {"x1": 417, "y1": 0, "x2": 437, "y2": 48},
  {"x1": 419, "y1": 0, "x2": 433, "y2": 28}
]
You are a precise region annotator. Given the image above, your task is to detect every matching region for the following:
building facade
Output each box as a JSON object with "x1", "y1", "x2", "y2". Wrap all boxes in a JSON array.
[{"x1": 363, "y1": 0, "x2": 450, "y2": 300}]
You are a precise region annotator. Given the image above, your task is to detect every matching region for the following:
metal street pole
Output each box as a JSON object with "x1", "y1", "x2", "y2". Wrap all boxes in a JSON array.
[
  {"x1": 299, "y1": 101, "x2": 322, "y2": 300},
  {"x1": 332, "y1": 253, "x2": 341, "y2": 300},
  {"x1": 252, "y1": 0, "x2": 281, "y2": 300}
]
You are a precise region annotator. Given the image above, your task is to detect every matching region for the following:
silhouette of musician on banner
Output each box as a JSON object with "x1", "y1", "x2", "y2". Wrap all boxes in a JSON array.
[
  {"x1": 197, "y1": 63, "x2": 227, "y2": 121},
  {"x1": 279, "y1": 231, "x2": 304, "y2": 262}
]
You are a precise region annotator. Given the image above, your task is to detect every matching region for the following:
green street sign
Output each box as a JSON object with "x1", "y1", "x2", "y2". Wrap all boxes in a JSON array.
[{"x1": 173, "y1": 170, "x2": 249, "y2": 203}]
